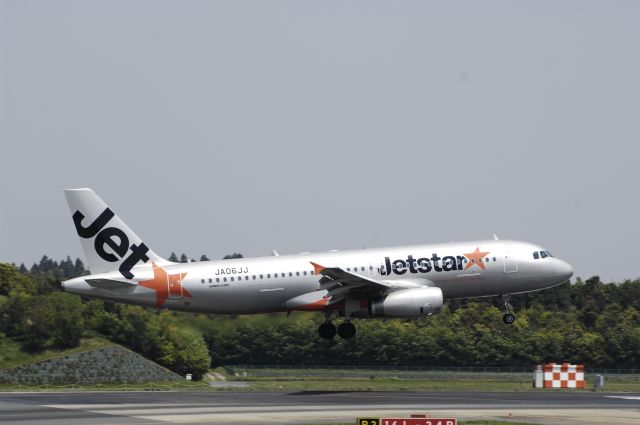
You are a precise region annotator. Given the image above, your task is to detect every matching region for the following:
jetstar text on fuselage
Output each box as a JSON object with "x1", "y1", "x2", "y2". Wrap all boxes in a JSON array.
[{"x1": 380, "y1": 251, "x2": 489, "y2": 276}]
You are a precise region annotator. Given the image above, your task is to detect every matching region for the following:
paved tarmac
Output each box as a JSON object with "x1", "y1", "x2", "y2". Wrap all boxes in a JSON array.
[{"x1": 0, "y1": 390, "x2": 638, "y2": 425}]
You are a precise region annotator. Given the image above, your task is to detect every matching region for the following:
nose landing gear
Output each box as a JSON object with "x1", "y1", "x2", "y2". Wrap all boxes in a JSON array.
[{"x1": 501, "y1": 295, "x2": 516, "y2": 325}]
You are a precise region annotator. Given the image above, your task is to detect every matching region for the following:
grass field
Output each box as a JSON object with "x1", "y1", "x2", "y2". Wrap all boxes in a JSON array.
[{"x1": 227, "y1": 367, "x2": 640, "y2": 392}]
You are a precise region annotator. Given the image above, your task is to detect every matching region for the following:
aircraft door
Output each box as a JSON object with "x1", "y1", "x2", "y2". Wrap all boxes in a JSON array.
[
  {"x1": 168, "y1": 273, "x2": 185, "y2": 298},
  {"x1": 503, "y1": 252, "x2": 518, "y2": 274}
]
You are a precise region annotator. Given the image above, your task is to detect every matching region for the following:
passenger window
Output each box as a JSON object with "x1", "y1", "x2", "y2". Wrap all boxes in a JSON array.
[
  {"x1": 303, "y1": 271, "x2": 307, "y2": 275},
  {"x1": 267, "y1": 274, "x2": 271, "y2": 278},
  {"x1": 208, "y1": 278, "x2": 212, "y2": 283},
  {"x1": 216, "y1": 278, "x2": 220, "y2": 283},
  {"x1": 361, "y1": 267, "x2": 365, "y2": 271},
  {"x1": 230, "y1": 277, "x2": 234, "y2": 281},
  {"x1": 289, "y1": 272, "x2": 293, "y2": 277},
  {"x1": 296, "y1": 271, "x2": 300, "y2": 276},
  {"x1": 260, "y1": 274, "x2": 263, "y2": 279},
  {"x1": 493, "y1": 257, "x2": 496, "y2": 262},
  {"x1": 533, "y1": 252, "x2": 539, "y2": 259},
  {"x1": 245, "y1": 276, "x2": 249, "y2": 280},
  {"x1": 201, "y1": 279, "x2": 205, "y2": 284},
  {"x1": 223, "y1": 277, "x2": 227, "y2": 282},
  {"x1": 252, "y1": 275, "x2": 256, "y2": 280},
  {"x1": 346, "y1": 268, "x2": 350, "y2": 271}
]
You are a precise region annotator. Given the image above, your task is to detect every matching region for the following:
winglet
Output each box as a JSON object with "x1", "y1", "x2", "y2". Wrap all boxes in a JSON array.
[
  {"x1": 493, "y1": 233, "x2": 500, "y2": 240},
  {"x1": 310, "y1": 261, "x2": 325, "y2": 275}
]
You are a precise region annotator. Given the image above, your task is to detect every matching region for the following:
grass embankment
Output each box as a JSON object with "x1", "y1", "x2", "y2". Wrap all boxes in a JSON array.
[
  {"x1": 0, "y1": 337, "x2": 113, "y2": 369},
  {"x1": 228, "y1": 367, "x2": 640, "y2": 392},
  {"x1": 0, "y1": 381, "x2": 210, "y2": 392},
  {"x1": 0, "y1": 337, "x2": 211, "y2": 391}
]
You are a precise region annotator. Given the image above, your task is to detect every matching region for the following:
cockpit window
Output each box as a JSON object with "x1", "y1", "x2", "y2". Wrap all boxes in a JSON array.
[{"x1": 533, "y1": 250, "x2": 553, "y2": 259}]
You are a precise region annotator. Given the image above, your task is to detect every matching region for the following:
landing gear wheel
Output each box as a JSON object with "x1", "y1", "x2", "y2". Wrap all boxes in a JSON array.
[
  {"x1": 337, "y1": 322, "x2": 357, "y2": 339},
  {"x1": 502, "y1": 313, "x2": 516, "y2": 325},
  {"x1": 500, "y1": 295, "x2": 515, "y2": 325},
  {"x1": 318, "y1": 322, "x2": 336, "y2": 339}
]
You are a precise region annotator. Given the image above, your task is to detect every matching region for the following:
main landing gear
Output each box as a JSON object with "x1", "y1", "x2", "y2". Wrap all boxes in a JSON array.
[
  {"x1": 318, "y1": 314, "x2": 357, "y2": 340},
  {"x1": 338, "y1": 321, "x2": 356, "y2": 339},
  {"x1": 501, "y1": 295, "x2": 516, "y2": 325},
  {"x1": 318, "y1": 322, "x2": 336, "y2": 339}
]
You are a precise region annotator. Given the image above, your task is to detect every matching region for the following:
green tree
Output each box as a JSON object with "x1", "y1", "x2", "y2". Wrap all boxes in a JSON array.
[
  {"x1": 160, "y1": 325, "x2": 211, "y2": 380},
  {"x1": 0, "y1": 263, "x2": 38, "y2": 296},
  {"x1": 17, "y1": 292, "x2": 85, "y2": 351}
]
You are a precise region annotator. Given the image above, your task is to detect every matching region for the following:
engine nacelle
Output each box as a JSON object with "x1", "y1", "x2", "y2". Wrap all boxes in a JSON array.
[{"x1": 369, "y1": 287, "x2": 443, "y2": 317}]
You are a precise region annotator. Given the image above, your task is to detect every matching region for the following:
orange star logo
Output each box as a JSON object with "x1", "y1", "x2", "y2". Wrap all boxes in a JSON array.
[
  {"x1": 463, "y1": 247, "x2": 490, "y2": 270},
  {"x1": 138, "y1": 262, "x2": 192, "y2": 308}
]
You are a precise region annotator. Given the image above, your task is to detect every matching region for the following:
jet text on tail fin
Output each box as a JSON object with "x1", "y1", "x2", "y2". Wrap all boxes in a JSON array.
[{"x1": 64, "y1": 188, "x2": 169, "y2": 278}]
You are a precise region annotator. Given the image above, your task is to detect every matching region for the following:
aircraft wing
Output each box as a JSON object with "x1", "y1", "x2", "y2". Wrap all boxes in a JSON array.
[{"x1": 310, "y1": 261, "x2": 391, "y2": 302}]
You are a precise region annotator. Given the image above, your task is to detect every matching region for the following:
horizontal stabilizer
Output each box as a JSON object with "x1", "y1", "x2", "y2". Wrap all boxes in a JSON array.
[{"x1": 85, "y1": 278, "x2": 137, "y2": 289}]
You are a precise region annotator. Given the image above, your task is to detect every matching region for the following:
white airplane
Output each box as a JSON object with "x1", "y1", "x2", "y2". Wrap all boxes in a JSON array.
[{"x1": 62, "y1": 189, "x2": 573, "y2": 339}]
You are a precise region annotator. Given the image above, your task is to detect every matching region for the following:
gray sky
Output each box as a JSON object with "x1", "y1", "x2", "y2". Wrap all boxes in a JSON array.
[{"x1": 1, "y1": 1, "x2": 639, "y2": 282}]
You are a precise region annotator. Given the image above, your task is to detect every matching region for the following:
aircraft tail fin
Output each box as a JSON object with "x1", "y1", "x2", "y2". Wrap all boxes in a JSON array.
[{"x1": 64, "y1": 188, "x2": 170, "y2": 278}]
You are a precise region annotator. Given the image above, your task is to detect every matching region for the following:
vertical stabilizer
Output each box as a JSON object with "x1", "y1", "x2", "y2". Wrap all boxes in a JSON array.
[{"x1": 64, "y1": 188, "x2": 170, "y2": 278}]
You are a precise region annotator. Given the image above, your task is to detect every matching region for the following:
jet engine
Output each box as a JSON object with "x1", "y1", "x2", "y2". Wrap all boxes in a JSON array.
[{"x1": 369, "y1": 287, "x2": 443, "y2": 317}]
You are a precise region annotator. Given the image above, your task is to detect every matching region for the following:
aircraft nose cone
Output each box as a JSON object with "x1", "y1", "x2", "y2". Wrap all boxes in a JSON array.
[{"x1": 556, "y1": 259, "x2": 573, "y2": 281}]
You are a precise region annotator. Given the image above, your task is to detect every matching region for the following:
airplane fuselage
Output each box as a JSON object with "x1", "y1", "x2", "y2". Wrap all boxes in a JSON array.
[{"x1": 63, "y1": 239, "x2": 572, "y2": 315}]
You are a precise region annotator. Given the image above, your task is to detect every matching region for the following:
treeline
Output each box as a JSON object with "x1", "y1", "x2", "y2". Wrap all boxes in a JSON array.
[
  {"x1": 169, "y1": 275, "x2": 640, "y2": 369},
  {"x1": 1, "y1": 257, "x2": 640, "y2": 376},
  {"x1": 192, "y1": 277, "x2": 640, "y2": 369},
  {"x1": 13, "y1": 252, "x2": 240, "y2": 277}
]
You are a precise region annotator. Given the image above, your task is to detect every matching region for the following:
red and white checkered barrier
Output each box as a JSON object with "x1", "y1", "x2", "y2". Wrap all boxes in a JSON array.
[{"x1": 543, "y1": 363, "x2": 585, "y2": 388}]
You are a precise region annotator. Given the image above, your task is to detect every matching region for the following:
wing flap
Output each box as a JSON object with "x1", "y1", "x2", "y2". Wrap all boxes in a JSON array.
[{"x1": 310, "y1": 261, "x2": 391, "y2": 303}]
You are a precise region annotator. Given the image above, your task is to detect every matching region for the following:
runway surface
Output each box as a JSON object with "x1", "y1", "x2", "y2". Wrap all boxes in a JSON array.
[{"x1": 1, "y1": 390, "x2": 639, "y2": 425}]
